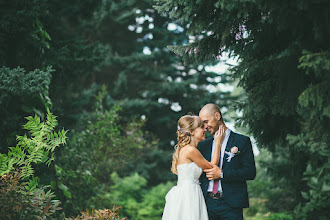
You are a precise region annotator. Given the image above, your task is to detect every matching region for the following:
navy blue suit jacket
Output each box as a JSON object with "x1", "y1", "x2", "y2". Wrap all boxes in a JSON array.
[{"x1": 198, "y1": 131, "x2": 256, "y2": 208}]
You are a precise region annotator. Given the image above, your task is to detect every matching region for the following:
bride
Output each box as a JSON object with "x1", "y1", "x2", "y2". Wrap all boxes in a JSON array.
[{"x1": 162, "y1": 115, "x2": 224, "y2": 220}]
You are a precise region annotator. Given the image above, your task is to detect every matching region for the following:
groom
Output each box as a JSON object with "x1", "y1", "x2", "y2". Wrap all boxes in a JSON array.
[{"x1": 198, "y1": 103, "x2": 256, "y2": 220}]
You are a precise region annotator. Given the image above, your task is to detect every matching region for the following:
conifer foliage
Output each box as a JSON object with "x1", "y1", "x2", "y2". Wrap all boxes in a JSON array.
[
  {"x1": 155, "y1": 0, "x2": 330, "y2": 218},
  {"x1": 0, "y1": 0, "x2": 54, "y2": 150}
]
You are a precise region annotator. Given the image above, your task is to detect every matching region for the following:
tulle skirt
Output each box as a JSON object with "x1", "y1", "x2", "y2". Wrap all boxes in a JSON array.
[{"x1": 162, "y1": 181, "x2": 209, "y2": 220}]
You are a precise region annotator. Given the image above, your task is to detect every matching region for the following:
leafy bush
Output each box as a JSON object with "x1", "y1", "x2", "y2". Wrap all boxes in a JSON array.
[
  {"x1": 70, "y1": 207, "x2": 126, "y2": 220},
  {"x1": 0, "y1": 171, "x2": 61, "y2": 220},
  {"x1": 89, "y1": 172, "x2": 174, "y2": 220},
  {"x1": 0, "y1": 113, "x2": 67, "y2": 219},
  {"x1": 136, "y1": 181, "x2": 174, "y2": 220},
  {"x1": 0, "y1": 113, "x2": 67, "y2": 179},
  {"x1": 0, "y1": 66, "x2": 54, "y2": 149},
  {"x1": 266, "y1": 212, "x2": 293, "y2": 220},
  {"x1": 56, "y1": 87, "x2": 158, "y2": 215}
]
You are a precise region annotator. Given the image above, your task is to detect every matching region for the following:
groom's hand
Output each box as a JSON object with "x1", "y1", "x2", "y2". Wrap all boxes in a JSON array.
[{"x1": 204, "y1": 163, "x2": 222, "y2": 180}]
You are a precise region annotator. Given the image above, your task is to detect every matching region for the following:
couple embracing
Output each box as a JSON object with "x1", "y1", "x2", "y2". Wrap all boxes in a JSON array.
[{"x1": 162, "y1": 103, "x2": 256, "y2": 220}]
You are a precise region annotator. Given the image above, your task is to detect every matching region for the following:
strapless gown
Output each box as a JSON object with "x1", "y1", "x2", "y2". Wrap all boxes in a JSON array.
[{"x1": 162, "y1": 162, "x2": 209, "y2": 220}]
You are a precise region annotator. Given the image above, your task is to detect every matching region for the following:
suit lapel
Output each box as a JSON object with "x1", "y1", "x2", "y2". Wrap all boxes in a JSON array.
[
  {"x1": 223, "y1": 131, "x2": 235, "y2": 168},
  {"x1": 205, "y1": 137, "x2": 213, "y2": 162}
]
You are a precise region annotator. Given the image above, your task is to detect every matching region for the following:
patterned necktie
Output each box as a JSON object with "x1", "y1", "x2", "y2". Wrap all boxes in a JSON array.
[{"x1": 212, "y1": 178, "x2": 219, "y2": 195}]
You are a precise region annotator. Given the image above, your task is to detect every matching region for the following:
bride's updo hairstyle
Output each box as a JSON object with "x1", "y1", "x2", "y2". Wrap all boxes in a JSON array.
[{"x1": 171, "y1": 115, "x2": 203, "y2": 174}]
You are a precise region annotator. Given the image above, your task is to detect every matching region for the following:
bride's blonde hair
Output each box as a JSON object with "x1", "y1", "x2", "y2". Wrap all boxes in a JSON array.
[{"x1": 171, "y1": 115, "x2": 203, "y2": 174}]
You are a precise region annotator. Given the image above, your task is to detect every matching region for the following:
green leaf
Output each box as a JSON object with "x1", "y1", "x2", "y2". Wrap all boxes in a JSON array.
[{"x1": 301, "y1": 191, "x2": 309, "y2": 200}]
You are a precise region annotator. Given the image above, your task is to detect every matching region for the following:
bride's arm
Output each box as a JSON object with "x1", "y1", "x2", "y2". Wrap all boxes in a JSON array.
[
  {"x1": 186, "y1": 127, "x2": 225, "y2": 170},
  {"x1": 186, "y1": 147, "x2": 214, "y2": 170},
  {"x1": 209, "y1": 126, "x2": 225, "y2": 165},
  {"x1": 186, "y1": 126, "x2": 225, "y2": 170}
]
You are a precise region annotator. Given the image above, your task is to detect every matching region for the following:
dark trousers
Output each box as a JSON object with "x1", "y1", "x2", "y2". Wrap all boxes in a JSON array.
[{"x1": 206, "y1": 195, "x2": 243, "y2": 220}]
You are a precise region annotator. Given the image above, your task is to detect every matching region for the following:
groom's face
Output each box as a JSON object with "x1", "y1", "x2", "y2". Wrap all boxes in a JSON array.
[{"x1": 199, "y1": 111, "x2": 220, "y2": 135}]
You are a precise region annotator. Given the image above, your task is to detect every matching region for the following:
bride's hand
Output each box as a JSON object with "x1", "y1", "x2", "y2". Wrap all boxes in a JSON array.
[{"x1": 214, "y1": 125, "x2": 225, "y2": 145}]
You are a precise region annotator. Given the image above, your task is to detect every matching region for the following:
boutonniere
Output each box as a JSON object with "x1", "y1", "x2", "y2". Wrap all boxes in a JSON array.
[{"x1": 224, "y1": 146, "x2": 240, "y2": 162}]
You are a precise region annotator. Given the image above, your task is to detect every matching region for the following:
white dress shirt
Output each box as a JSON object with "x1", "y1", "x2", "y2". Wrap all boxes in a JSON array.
[{"x1": 207, "y1": 128, "x2": 231, "y2": 193}]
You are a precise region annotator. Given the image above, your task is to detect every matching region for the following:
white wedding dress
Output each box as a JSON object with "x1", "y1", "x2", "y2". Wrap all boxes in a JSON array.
[{"x1": 162, "y1": 162, "x2": 209, "y2": 220}]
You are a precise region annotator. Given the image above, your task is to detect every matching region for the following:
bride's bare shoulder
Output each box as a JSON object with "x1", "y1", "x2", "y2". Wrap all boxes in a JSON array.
[{"x1": 181, "y1": 145, "x2": 200, "y2": 156}]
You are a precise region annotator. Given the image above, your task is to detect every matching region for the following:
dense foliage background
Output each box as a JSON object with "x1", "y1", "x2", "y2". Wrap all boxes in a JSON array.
[
  {"x1": 1, "y1": 0, "x2": 329, "y2": 219},
  {"x1": 155, "y1": 0, "x2": 330, "y2": 219}
]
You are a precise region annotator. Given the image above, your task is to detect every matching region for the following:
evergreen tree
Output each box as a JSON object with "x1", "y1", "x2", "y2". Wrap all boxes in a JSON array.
[
  {"x1": 1, "y1": 1, "x2": 239, "y2": 216},
  {"x1": 154, "y1": 0, "x2": 330, "y2": 218},
  {"x1": 0, "y1": 0, "x2": 53, "y2": 150},
  {"x1": 43, "y1": 0, "x2": 236, "y2": 184}
]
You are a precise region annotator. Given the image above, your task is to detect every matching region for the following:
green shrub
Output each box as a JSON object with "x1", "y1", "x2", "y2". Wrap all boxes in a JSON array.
[
  {"x1": 56, "y1": 88, "x2": 158, "y2": 215},
  {"x1": 0, "y1": 113, "x2": 67, "y2": 179},
  {"x1": 70, "y1": 207, "x2": 126, "y2": 220},
  {"x1": 0, "y1": 113, "x2": 67, "y2": 219},
  {"x1": 88, "y1": 172, "x2": 174, "y2": 220},
  {"x1": 266, "y1": 212, "x2": 293, "y2": 220},
  {"x1": 0, "y1": 171, "x2": 61, "y2": 220}
]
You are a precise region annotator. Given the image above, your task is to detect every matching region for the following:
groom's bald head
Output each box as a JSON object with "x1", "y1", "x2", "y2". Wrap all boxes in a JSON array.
[
  {"x1": 199, "y1": 104, "x2": 223, "y2": 121},
  {"x1": 199, "y1": 103, "x2": 224, "y2": 134}
]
